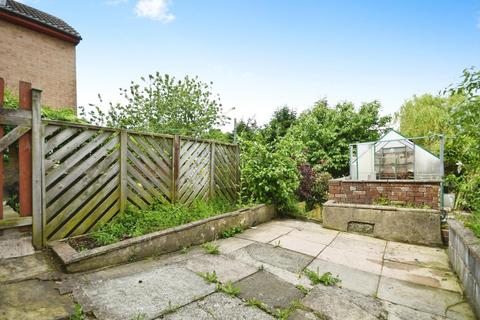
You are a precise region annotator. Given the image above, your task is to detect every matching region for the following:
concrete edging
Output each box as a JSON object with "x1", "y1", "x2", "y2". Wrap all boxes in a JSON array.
[
  {"x1": 323, "y1": 200, "x2": 442, "y2": 246},
  {"x1": 448, "y1": 219, "x2": 480, "y2": 317},
  {"x1": 50, "y1": 204, "x2": 276, "y2": 273}
]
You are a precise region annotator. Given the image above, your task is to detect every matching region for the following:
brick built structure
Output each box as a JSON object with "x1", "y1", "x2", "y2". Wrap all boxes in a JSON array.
[
  {"x1": 0, "y1": 0, "x2": 81, "y2": 109},
  {"x1": 329, "y1": 179, "x2": 441, "y2": 210}
]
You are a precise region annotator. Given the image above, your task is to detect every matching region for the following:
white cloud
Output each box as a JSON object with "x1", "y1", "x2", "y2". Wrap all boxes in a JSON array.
[{"x1": 135, "y1": 0, "x2": 175, "y2": 23}]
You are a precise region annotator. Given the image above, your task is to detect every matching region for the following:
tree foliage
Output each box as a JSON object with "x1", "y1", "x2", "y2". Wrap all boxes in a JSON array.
[
  {"x1": 263, "y1": 106, "x2": 297, "y2": 144},
  {"x1": 82, "y1": 73, "x2": 227, "y2": 137},
  {"x1": 444, "y1": 67, "x2": 480, "y2": 213},
  {"x1": 286, "y1": 100, "x2": 391, "y2": 177}
]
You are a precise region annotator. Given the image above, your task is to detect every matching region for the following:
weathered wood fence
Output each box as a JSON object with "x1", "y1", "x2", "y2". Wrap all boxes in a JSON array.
[{"x1": 0, "y1": 79, "x2": 240, "y2": 248}]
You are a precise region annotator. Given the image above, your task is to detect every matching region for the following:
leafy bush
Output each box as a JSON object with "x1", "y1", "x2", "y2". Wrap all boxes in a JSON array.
[
  {"x1": 296, "y1": 164, "x2": 332, "y2": 210},
  {"x1": 41, "y1": 107, "x2": 87, "y2": 123},
  {"x1": 239, "y1": 134, "x2": 304, "y2": 215},
  {"x1": 91, "y1": 198, "x2": 237, "y2": 246}
]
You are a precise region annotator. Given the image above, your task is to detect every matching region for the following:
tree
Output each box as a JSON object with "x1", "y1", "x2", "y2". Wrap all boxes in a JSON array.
[
  {"x1": 82, "y1": 73, "x2": 227, "y2": 137},
  {"x1": 286, "y1": 100, "x2": 391, "y2": 177},
  {"x1": 395, "y1": 94, "x2": 462, "y2": 153},
  {"x1": 444, "y1": 67, "x2": 480, "y2": 213},
  {"x1": 263, "y1": 106, "x2": 297, "y2": 144}
]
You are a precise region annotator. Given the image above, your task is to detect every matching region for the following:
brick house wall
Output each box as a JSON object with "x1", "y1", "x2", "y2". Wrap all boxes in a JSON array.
[
  {"x1": 0, "y1": 19, "x2": 77, "y2": 109},
  {"x1": 328, "y1": 179, "x2": 441, "y2": 209}
]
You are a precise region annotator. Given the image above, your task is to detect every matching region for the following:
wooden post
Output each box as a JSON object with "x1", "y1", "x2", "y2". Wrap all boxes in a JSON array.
[
  {"x1": 209, "y1": 142, "x2": 215, "y2": 199},
  {"x1": 18, "y1": 81, "x2": 32, "y2": 225},
  {"x1": 119, "y1": 130, "x2": 127, "y2": 212},
  {"x1": 172, "y1": 135, "x2": 180, "y2": 203},
  {"x1": 31, "y1": 88, "x2": 43, "y2": 248},
  {"x1": 235, "y1": 145, "x2": 240, "y2": 203},
  {"x1": 0, "y1": 78, "x2": 4, "y2": 220}
]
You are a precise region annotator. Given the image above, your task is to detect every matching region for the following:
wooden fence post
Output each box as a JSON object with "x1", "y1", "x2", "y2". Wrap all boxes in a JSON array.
[
  {"x1": 0, "y1": 78, "x2": 4, "y2": 221},
  {"x1": 119, "y1": 130, "x2": 127, "y2": 212},
  {"x1": 172, "y1": 135, "x2": 180, "y2": 203},
  {"x1": 18, "y1": 81, "x2": 32, "y2": 226},
  {"x1": 209, "y1": 142, "x2": 215, "y2": 199},
  {"x1": 31, "y1": 88, "x2": 43, "y2": 248},
  {"x1": 235, "y1": 144, "x2": 240, "y2": 203}
]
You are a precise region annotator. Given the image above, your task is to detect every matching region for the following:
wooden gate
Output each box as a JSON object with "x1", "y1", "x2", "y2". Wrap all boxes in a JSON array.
[{"x1": 0, "y1": 79, "x2": 43, "y2": 248}]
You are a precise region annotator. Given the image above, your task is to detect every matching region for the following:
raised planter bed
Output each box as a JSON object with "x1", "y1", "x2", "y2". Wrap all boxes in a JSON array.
[
  {"x1": 50, "y1": 204, "x2": 276, "y2": 273},
  {"x1": 323, "y1": 200, "x2": 442, "y2": 246}
]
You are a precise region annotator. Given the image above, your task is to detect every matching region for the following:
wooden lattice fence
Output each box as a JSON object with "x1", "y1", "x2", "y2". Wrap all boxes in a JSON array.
[
  {"x1": 0, "y1": 79, "x2": 240, "y2": 247},
  {"x1": 42, "y1": 121, "x2": 239, "y2": 243}
]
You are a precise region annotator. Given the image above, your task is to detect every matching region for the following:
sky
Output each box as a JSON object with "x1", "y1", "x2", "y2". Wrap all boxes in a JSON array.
[{"x1": 22, "y1": 0, "x2": 480, "y2": 128}]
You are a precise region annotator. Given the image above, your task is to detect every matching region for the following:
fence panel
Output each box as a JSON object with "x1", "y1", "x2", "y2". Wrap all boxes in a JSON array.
[
  {"x1": 126, "y1": 132, "x2": 174, "y2": 209},
  {"x1": 44, "y1": 123, "x2": 120, "y2": 241},
  {"x1": 214, "y1": 143, "x2": 239, "y2": 203},
  {"x1": 41, "y1": 122, "x2": 239, "y2": 242},
  {"x1": 177, "y1": 138, "x2": 211, "y2": 205}
]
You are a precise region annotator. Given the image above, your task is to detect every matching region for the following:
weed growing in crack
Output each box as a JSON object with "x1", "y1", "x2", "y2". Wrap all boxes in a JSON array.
[
  {"x1": 304, "y1": 269, "x2": 340, "y2": 286},
  {"x1": 130, "y1": 314, "x2": 147, "y2": 320},
  {"x1": 221, "y1": 226, "x2": 244, "y2": 238},
  {"x1": 247, "y1": 298, "x2": 269, "y2": 313},
  {"x1": 69, "y1": 303, "x2": 86, "y2": 320},
  {"x1": 202, "y1": 242, "x2": 220, "y2": 254},
  {"x1": 216, "y1": 281, "x2": 240, "y2": 296},
  {"x1": 163, "y1": 300, "x2": 180, "y2": 315},
  {"x1": 295, "y1": 284, "x2": 310, "y2": 295},
  {"x1": 197, "y1": 270, "x2": 218, "y2": 284}
]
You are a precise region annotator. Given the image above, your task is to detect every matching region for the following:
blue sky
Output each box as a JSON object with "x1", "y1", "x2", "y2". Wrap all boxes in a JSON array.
[{"x1": 24, "y1": 0, "x2": 480, "y2": 127}]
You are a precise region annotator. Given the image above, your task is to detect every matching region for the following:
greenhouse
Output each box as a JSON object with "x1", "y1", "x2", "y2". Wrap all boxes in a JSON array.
[{"x1": 349, "y1": 130, "x2": 444, "y2": 181}]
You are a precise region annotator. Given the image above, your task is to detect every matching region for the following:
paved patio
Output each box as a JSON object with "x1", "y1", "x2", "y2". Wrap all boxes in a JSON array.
[{"x1": 0, "y1": 219, "x2": 476, "y2": 319}]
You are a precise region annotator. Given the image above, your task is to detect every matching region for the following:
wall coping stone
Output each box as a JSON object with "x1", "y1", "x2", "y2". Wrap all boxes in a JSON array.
[
  {"x1": 331, "y1": 178, "x2": 442, "y2": 184},
  {"x1": 324, "y1": 200, "x2": 439, "y2": 214}
]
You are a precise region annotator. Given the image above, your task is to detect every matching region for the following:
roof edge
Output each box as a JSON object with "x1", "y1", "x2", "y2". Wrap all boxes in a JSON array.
[{"x1": 0, "y1": 8, "x2": 81, "y2": 45}]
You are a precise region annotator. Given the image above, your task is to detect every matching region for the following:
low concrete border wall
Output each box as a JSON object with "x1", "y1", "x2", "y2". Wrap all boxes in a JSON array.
[
  {"x1": 323, "y1": 200, "x2": 442, "y2": 246},
  {"x1": 449, "y1": 219, "x2": 480, "y2": 317},
  {"x1": 50, "y1": 204, "x2": 276, "y2": 273}
]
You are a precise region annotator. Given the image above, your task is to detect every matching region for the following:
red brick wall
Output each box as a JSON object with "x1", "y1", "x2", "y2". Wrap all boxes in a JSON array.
[{"x1": 328, "y1": 179, "x2": 441, "y2": 209}]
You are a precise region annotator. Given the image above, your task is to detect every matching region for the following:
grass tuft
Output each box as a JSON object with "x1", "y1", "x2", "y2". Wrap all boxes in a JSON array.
[
  {"x1": 197, "y1": 270, "x2": 218, "y2": 283},
  {"x1": 216, "y1": 281, "x2": 240, "y2": 296},
  {"x1": 202, "y1": 242, "x2": 220, "y2": 255}
]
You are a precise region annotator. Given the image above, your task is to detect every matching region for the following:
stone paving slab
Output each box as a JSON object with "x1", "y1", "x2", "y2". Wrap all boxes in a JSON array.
[
  {"x1": 0, "y1": 252, "x2": 55, "y2": 284},
  {"x1": 446, "y1": 302, "x2": 476, "y2": 320},
  {"x1": 215, "y1": 237, "x2": 254, "y2": 254},
  {"x1": 329, "y1": 232, "x2": 387, "y2": 256},
  {"x1": 161, "y1": 293, "x2": 274, "y2": 320},
  {"x1": 307, "y1": 258, "x2": 380, "y2": 296},
  {"x1": 382, "y1": 260, "x2": 462, "y2": 293},
  {"x1": 236, "y1": 223, "x2": 293, "y2": 243},
  {"x1": 269, "y1": 233, "x2": 325, "y2": 257},
  {"x1": 384, "y1": 242, "x2": 450, "y2": 271},
  {"x1": 287, "y1": 227, "x2": 339, "y2": 246},
  {"x1": 74, "y1": 264, "x2": 216, "y2": 320},
  {"x1": 185, "y1": 254, "x2": 257, "y2": 283},
  {"x1": 0, "y1": 279, "x2": 75, "y2": 320},
  {"x1": 0, "y1": 235, "x2": 35, "y2": 259},
  {"x1": 301, "y1": 284, "x2": 388, "y2": 320},
  {"x1": 377, "y1": 276, "x2": 464, "y2": 316},
  {"x1": 318, "y1": 245, "x2": 383, "y2": 275},
  {"x1": 383, "y1": 301, "x2": 447, "y2": 320},
  {"x1": 236, "y1": 270, "x2": 304, "y2": 313},
  {"x1": 235, "y1": 242, "x2": 313, "y2": 274}
]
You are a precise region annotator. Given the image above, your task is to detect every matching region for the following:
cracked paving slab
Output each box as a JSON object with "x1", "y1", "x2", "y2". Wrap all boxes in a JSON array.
[
  {"x1": 161, "y1": 292, "x2": 274, "y2": 319},
  {"x1": 236, "y1": 270, "x2": 304, "y2": 313},
  {"x1": 73, "y1": 264, "x2": 216, "y2": 320}
]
